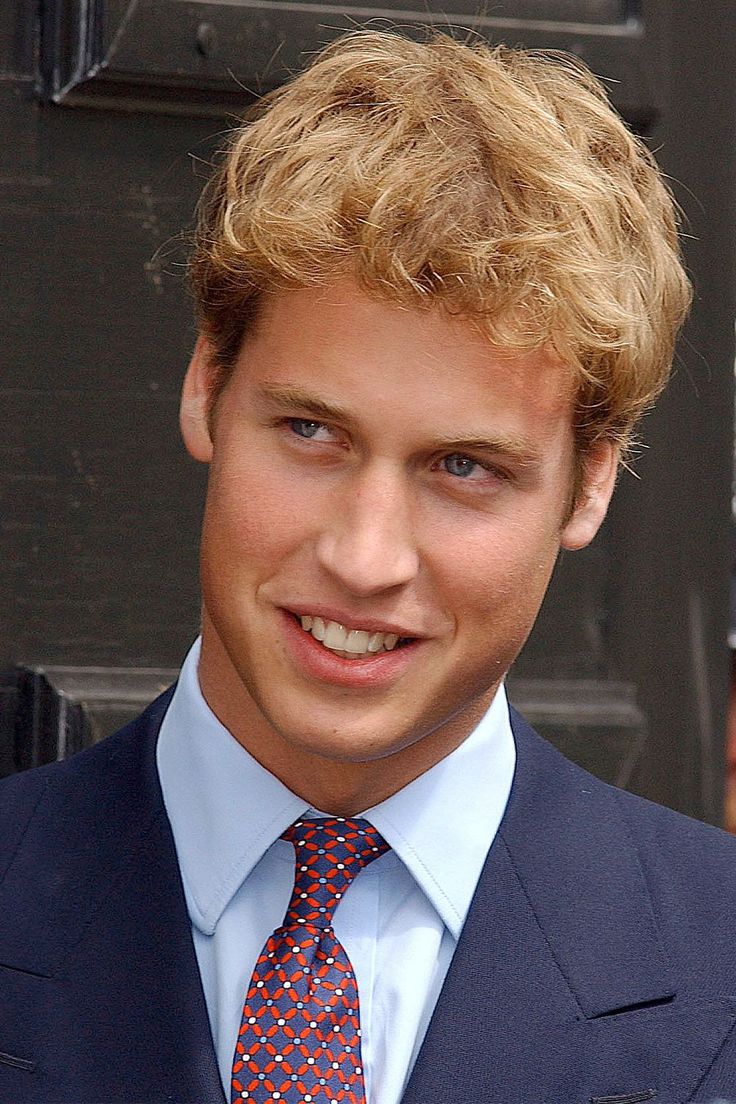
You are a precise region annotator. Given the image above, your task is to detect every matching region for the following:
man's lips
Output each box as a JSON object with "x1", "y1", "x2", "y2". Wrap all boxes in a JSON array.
[
  {"x1": 287, "y1": 610, "x2": 413, "y2": 660},
  {"x1": 278, "y1": 608, "x2": 423, "y2": 686}
]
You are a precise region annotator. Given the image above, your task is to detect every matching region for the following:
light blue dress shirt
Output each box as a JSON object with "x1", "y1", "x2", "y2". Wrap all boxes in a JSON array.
[{"x1": 157, "y1": 638, "x2": 515, "y2": 1104}]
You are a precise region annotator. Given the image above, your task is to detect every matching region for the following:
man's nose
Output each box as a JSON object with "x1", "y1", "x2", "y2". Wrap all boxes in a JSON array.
[{"x1": 315, "y1": 466, "x2": 420, "y2": 596}]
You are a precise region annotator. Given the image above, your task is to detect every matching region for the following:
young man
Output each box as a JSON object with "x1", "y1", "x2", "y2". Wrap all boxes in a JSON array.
[{"x1": 2, "y1": 30, "x2": 735, "y2": 1104}]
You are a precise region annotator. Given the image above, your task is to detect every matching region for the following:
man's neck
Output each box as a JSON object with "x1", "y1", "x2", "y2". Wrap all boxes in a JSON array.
[{"x1": 196, "y1": 626, "x2": 495, "y2": 814}]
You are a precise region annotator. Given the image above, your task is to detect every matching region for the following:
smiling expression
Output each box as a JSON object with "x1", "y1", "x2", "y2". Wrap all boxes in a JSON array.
[{"x1": 180, "y1": 279, "x2": 616, "y2": 811}]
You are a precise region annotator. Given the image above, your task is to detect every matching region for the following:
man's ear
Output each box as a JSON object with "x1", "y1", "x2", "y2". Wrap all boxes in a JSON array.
[
  {"x1": 560, "y1": 439, "x2": 619, "y2": 551},
  {"x1": 180, "y1": 335, "x2": 215, "y2": 463}
]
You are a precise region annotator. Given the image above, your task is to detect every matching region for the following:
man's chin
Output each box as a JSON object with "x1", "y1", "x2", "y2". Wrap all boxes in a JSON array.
[{"x1": 275, "y1": 725, "x2": 420, "y2": 766}]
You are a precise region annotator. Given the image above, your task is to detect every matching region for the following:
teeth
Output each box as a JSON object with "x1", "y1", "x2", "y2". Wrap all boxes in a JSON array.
[
  {"x1": 330, "y1": 648, "x2": 381, "y2": 660},
  {"x1": 323, "y1": 621, "x2": 348, "y2": 650},
  {"x1": 345, "y1": 629, "x2": 370, "y2": 653},
  {"x1": 299, "y1": 616, "x2": 407, "y2": 657}
]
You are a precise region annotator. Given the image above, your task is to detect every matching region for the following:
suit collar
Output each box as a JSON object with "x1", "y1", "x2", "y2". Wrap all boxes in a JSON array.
[{"x1": 497, "y1": 706, "x2": 676, "y2": 1018}]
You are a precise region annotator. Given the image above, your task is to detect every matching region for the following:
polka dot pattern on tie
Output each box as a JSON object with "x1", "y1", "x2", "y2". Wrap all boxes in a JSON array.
[{"x1": 231, "y1": 817, "x2": 388, "y2": 1104}]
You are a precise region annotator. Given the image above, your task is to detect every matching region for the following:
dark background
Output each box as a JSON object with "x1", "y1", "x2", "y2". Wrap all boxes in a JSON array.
[{"x1": 1, "y1": 0, "x2": 735, "y2": 822}]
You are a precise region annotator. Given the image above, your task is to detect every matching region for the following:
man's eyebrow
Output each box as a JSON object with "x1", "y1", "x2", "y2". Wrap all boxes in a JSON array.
[
  {"x1": 432, "y1": 433, "x2": 543, "y2": 467},
  {"x1": 256, "y1": 385, "x2": 352, "y2": 423}
]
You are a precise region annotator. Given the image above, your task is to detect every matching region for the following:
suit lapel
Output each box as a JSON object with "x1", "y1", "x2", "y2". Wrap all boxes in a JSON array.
[
  {"x1": 401, "y1": 710, "x2": 736, "y2": 1103},
  {"x1": 496, "y1": 709, "x2": 674, "y2": 1019},
  {"x1": 0, "y1": 690, "x2": 226, "y2": 1103}
]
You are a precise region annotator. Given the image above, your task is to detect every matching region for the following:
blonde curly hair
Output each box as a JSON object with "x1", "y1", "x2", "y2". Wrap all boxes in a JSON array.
[{"x1": 190, "y1": 30, "x2": 691, "y2": 458}]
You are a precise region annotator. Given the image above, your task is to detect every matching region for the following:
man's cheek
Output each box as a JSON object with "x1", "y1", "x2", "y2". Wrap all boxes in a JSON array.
[{"x1": 206, "y1": 483, "x2": 293, "y2": 559}]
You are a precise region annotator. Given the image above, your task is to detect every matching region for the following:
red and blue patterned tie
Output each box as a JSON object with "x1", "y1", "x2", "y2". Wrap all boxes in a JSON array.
[{"x1": 231, "y1": 817, "x2": 389, "y2": 1104}]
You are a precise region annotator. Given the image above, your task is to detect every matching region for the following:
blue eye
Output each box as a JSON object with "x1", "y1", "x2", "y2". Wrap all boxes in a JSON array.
[
  {"x1": 443, "y1": 454, "x2": 481, "y2": 478},
  {"x1": 289, "y1": 419, "x2": 324, "y2": 439}
]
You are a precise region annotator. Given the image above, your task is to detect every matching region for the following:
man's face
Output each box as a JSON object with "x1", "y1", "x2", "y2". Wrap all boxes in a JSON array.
[{"x1": 181, "y1": 279, "x2": 616, "y2": 808}]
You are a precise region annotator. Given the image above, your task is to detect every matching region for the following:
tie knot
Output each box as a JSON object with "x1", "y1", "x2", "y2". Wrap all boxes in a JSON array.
[{"x1": 281, "y1": 817, "x2": 388, "y2": 928}]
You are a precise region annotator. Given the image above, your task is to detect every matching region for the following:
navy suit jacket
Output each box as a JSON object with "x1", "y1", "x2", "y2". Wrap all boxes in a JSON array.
[{"x1": 2, "y1": 690, "x2": 736, "y2": 1103}]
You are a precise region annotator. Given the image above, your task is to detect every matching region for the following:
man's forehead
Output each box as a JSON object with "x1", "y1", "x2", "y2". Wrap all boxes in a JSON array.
[{"x1": 239, "y1": 281, "x2": 575, "y2": 384}]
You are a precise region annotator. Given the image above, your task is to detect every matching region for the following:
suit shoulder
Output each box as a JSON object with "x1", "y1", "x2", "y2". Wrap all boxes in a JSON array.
[
  {"x1": 0, "y1": 686, "x2": 174, "y2": 877},
  {"x1": 610, "y1": 779, "x2": 736, "y2": 889},
  {"x1": 509, "y1": 706, "x2": 736, "y2": 910},
  {"x1": 509, "y1": 709, "x2": 736, "y2": 991},
  {"x1": 510, "y1": 704, "x2": 736, "y2": 874},
  {"x1": 559, "y1": 740, "x2": 736, "y2": 886}
]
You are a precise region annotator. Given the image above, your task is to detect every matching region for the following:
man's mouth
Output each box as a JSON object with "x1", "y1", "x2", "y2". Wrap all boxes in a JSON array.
[{"x1": 295, "y1": 614, "x2": 414, "y2": 660}]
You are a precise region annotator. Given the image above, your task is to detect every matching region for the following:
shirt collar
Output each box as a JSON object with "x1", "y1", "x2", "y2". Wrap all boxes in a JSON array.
[
  {"x1": 157, "y1": 639, "x2": 308, "y2": 935},
  {"x1": 364, "y1": 687, "x2": 515, "y2": 938},
  {"x1": 157, "y1": 638, "x2": 515, "y2": 941}
]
